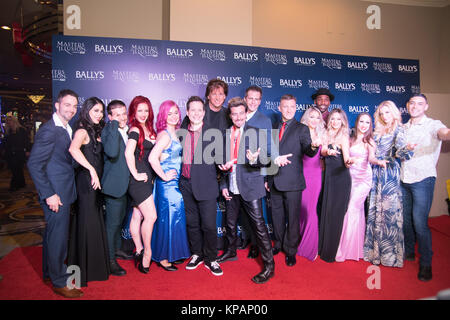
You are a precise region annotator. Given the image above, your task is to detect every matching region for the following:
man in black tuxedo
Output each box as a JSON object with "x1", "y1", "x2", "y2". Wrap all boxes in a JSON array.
[
  {"x1": 269, "y1": 94, "x2": 318, "y2": 266},
  {"x1": 101, "y1": 100, "x2": 130, "y2": 276},
  {"x1": 27, "y1": 89, "x2": 82, "y2": 298},
  {"x1": 217, "y1": 97, "x2": 275, "y2": 284},
  {"x1": 179, "y1": 96, "x2": 225, "y2": 276}
]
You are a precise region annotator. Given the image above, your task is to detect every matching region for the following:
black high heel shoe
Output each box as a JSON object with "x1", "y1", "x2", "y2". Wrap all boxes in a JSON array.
[
  {"x1": 138, "y1": 256, "x2": 152, "y2": 274},
  {"x1": 156, "y1": 262, "x2": 178, "y2": 271},
  {"x1": 134, "y1": 250, "x2": 143, "y2": 268}
]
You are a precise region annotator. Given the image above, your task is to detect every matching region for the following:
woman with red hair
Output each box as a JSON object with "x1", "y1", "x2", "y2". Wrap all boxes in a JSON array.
[{"x1": 125, "y1": 95, "x2": 157, "y2": 274}]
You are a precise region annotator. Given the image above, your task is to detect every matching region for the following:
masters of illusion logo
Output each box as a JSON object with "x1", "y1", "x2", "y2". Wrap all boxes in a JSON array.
[
  {"x1": 308, "y1": 80, "x2": 329, "y2": 90},
  {"x1": 131, "y1": 45, "x2": 158, "y2": 58},
  {"x1": 56, "y1": 41, "x2": 86, "y2": 55},
  {"x1": 249, "y1": 76, "x2": 272, "y2": 88},
  {"x1": 184, "y1": 73, "x2": 209, "y2": 86},
  {"x1": 217, "y1": 76, "x2": 242, "y2": 86},
  {"x1": 200, "y1": 49, "x2": 226, "y2": 62},
  {"x1": 373, "y1": 62, "x2": 393, "y2": 73},
  {"x1": 52, "y1": 69, "x2": 66, "y2": 82},
  {"x1": 321, "y1": 58, "x2": 342, "y2": 70},
  {"x1": 411, "y1": 85, "x2": 421, "y2": 94},
  {"x1": 361, "y1": 83, "x2": 381, "y2": 94},
  {"x1": 112, "y1": 70, "x2": 140, "y2": 83},
  {"x1": 265, "y1": 53, "x2": 287, "y2": 65}
]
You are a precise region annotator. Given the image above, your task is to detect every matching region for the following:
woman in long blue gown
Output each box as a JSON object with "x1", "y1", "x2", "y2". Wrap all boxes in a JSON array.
[
  {"x1": 364, "y1": 101, "x2": 414, "y2": 268},
  {"x1": 149, "y1": 100, "x2": 190, "y2": 271}
]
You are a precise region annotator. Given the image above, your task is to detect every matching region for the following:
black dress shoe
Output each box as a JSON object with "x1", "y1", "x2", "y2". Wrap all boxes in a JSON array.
[
  {"x1": 116, "y1": 249, "x2": 134, "y2": 260},
  {"x1": 418, "y1": 265, "x2": 432, "y2": 281},
  {"x1": 286, "y1": 255, "x2": 296, "y2": 267},
  {"x1": 238, "y1": 239, "x2": 250, "y2": 250},
  {"x1": 272, "y1": 247, "x2": 281, "y2": 255},
  {"x1": 217, "y1": 251, "x2": 238, "y2": 263},
  {"x1": 405, "y1": 253, "x2": 415, "y2": 261},
  {"x1": 110, "y1": 259, "x2": 126, "y2": 276},
  {"x1": 252, "y1": 263, "x2": 275, "y2": 284},
  {"x1": 156, "y1": 262, "x2": 178, "y2": 271},
  {"x1": 247, "y1": 245, "x2": 259, "y2": 259}
]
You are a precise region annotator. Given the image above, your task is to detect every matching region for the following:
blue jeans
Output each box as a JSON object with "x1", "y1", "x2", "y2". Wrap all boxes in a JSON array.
[{"x1": 401, "y1": 177, "x2": 436, "y2": 267}]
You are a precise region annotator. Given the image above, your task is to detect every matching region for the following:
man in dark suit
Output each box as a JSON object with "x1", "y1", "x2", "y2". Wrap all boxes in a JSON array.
[
  {"x1": 179, "y1": 96, "x2": 225, "y2": 276},
  {"x1": 27, "y1": 89, "x2": 82, "y2": 298},
  {"x1": 217, "y1": 97, "x2": 275, "y2": 284},
  {"x1": 181, "y1": 78, "x2": 231, "y2": 133},
  {"x1": 101, "y1": 100, "x2": 130, "y2": 276},
  {"x1": 269, "y1": 94, "x2": 318, "y2": 267}
]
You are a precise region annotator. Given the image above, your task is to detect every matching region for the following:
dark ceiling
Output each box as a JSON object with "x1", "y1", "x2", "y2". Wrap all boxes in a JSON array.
[{"x1": 0, "y1": 0, "x2": 60, "y2": 120}]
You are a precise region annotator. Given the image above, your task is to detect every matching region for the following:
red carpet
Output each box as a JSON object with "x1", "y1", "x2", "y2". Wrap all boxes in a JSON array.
[{"x1": 0, "y1": 215, "x2": 449, "y2": 300}]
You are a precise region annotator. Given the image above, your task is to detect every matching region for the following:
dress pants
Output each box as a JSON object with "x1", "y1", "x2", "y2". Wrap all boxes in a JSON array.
[
  {"x1": 41, "y1": 201, "x2": 71, "y2": 288},
  {"x1": 225, "y1": 192, "x2": 273, "y2": 264},
  {"x1": 104, "y1": 194, "x2": 128, "y2": 259},
  {"x1": 270, "y1": 186, "x2": 302, "y2": 256},
  {"x1": 179, "y1": 176, "x2": 218, "y2": 264}
]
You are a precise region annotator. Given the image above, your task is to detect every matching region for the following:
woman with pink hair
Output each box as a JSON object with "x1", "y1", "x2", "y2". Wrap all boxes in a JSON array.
[{"x1": 149, "y1": 100, "x2": 190, "y2": 271}]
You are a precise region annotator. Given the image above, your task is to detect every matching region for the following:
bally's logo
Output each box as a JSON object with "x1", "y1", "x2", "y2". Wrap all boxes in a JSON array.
[
  {"x1": 249, "y1": 76, "x2": 272, "y2": 88},
  {"x1": 95, "y1": 44, "x2": 123, "y2": 55},
  {"x1": 322, "y1": 58, "x2": 342, "y2": 70},
  {"x1": 347, "y1": 61, "x2": 368, "y2": 70},
  {"x1": 361, "y1": 83, "x2": 381, "y2": 94},
  {"x1": 112, "y1": 70, "x2": 140, "y2": 83},
  {"x1": 216, "y1": 76, "x2": 242, "y2": 86},
  {"x1": 56, "y1": 41, "x2": 86, "y2": 55},
  {"x1": 233, "y1": 52, "x2": 258, "y2": 62},
  {"x1": 293, "y1": 57, "x2": 316, "y2": 66},
  {"x1": 411, "y1": 85, "x2": 421, "y2": 94},
  {"x1": 75, "y1": 70, "x2": 105, "y2": 81},
  {"x1": 131, "y1": 45, "x2": 158, "y2": 58},
  {"x1": 296, "y1": 103, "x2": 311, "y2": 112},
  {"x1": 167, "y1": 48, "x2": 194, "y2": 58},
  {"x1": 335, "y1": 82, "x2": 356, "y2": 92},
  {"x1": 373, "y1": 62, "x2": 393, "y2": 73},
  {"x1": 280, "y1": 79, "x2": 302, "y2": 89},
  {"x1": 348, "y1": 105, "x2": 370, "y2": 113},
  {"x1": 398, "y1": 65, "x2": 418, "y2": 73},
  {"x1": 148, "y1": 73, "x2": 176, "y2": 81},
  {"x1": 265, "y1": 101, "x2": 280, "y2": 113},
  {"x1": 265, "y1": 53, "x2": 287, "y2": 65},
  {"x1": 399, "y1": 107, "x2": 409, "y2": 115},
  {"x1": 183, "y1": 73, "x2": 209, "y2": 85},
  {"x1": 200, "y1": 49, "x2": 226, "y2": 62},
  {"x1": 52, "y1": 69, "x2": 66, "y2": 82},
  {"x1": 386, "y1": 85, "x2": 406, "y2": 94},
  {"x1": 308, "y1": 80, "x2": 329, "y2": 90}
]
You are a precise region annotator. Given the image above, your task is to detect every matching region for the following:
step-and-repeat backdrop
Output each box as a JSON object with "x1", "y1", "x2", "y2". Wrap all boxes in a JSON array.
[{"x1": 52, "y1": 35, "x2": 420, "y2": 244}]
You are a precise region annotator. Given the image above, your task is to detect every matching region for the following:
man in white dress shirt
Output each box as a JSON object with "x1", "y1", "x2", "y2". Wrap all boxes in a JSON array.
[{"x1": 401, "y1": 93, "x2": 450, "y2": 281}]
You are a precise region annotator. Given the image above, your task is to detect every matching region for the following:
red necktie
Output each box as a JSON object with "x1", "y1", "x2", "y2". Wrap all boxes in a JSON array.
[
  {"x1": 230, "y1": 126, "x2": 240, "y2": 171},
  {"x1": 279, "y1": 122, "x2": 286, "y2": 141}
]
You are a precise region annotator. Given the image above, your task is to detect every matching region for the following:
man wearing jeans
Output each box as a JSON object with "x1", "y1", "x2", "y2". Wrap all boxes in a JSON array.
[{"x1": 401, "y1": 93, "x2": 450, "y2": 281}]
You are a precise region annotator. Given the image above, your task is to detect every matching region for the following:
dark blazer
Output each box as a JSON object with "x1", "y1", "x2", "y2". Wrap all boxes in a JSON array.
[
  {"x1": 220, "y1": 124, "x2": 268, "y2": 202},
  {"x1": 269, "y1": 119, "x2": 317, "y2": 192},
  {"x1": 246, "y1": 110, "x2": 278, "y2": 159},
  {"x1": 181, "y1": 101, "x2": 231, "y2": 133},
  {"x1": 101, "y1": 120, "x2": 130, "y2": 198},
  {"x1": 27, "y1": 118, "x2": 77, "y2": 204},
  {"x1": 178, "y1": 122, "x2": 224, "y2": 201}
]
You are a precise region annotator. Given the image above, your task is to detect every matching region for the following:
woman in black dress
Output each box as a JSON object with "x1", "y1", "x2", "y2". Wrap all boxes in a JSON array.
[
  {"x1": 124, "y1": 96, "x2": 157, "y2": 274},
  {"x1": 68, "y1": 97, "x2": 110, "y2": 286},
  {"x1": 318, "y1": 108, "x2": 352, "y2": 263}
]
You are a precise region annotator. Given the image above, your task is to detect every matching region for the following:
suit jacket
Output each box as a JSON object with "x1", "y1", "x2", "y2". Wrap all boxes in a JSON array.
[
  {"x1": 27, "y1": 118, "x2": 77, "y2": 204},
  {"x1": 269, "y1": 119, "x2": 317, "y2": 192},
  {"x1": 181, "y1": 101, "x2": 231, "y2": 133},
  {"x1": 178, "y1": 122, "x2": 224, "y2": 201},
  {"x1": 246, "y1": 110, "x2": 279, "y2": 159},
  {"x1": 220, "y1": 124, "x2": 268, "y2": 202},
  {"x1": 101, "y1": 120, "x2": 130, "y2": 198}
]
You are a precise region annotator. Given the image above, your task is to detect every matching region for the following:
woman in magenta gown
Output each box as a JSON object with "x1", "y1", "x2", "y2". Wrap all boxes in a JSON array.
[
  {"x1": 335, "y1": 113, "x2": 377, "y2": 262},
  {"x1": 297, "y1": 107, "x2": 325, "y2": 261}
]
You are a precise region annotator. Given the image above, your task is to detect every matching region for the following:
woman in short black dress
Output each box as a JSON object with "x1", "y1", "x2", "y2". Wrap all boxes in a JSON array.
[{"x1": 124, "y1": 96, "x2": 157, "y2": 273}]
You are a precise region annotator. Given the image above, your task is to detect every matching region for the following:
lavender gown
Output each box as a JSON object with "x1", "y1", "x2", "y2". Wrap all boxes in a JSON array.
[
  {"x1": 297, "y1": 146, "x2": 322, "y2": 261},
  {"x1": 335, "y1": 143, "x2": 372, "y2": 262}
]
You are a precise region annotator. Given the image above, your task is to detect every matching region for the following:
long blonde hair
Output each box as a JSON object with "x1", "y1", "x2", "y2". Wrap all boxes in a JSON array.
[
  {"x1": 300, "y1": 106, "x2": 325, "y2": 137},
  {"x1": 374, "y1": 100, "x2": 402, "y2": 136},
  {"x1": 325, "y1": 108, "x2": 350, "y2": 146},
  {"x1": 6, "y1": 115, "x2": 24, "y2": 134}
]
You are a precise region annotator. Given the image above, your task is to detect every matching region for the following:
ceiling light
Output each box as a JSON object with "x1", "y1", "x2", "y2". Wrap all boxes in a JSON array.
[{"x1": 1, "y1": 26, "x2": 11, "y2": 30}]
